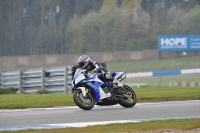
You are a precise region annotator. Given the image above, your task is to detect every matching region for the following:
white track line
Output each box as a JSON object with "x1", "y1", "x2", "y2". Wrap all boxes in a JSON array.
[{"x1": 0, "y1": 116, "x2": 200, "y2": 131}]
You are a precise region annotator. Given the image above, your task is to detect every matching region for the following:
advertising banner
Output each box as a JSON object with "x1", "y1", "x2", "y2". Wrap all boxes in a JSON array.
[{"x1": 158, "y1": 35, "x2": 200, "y2": 51}]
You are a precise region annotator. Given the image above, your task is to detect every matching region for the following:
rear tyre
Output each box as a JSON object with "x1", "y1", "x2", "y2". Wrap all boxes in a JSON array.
[
  {"x1": 73, "y1": 89, "x2": 95, "y2": 110},
  {"x1": 118, "y1": 85, "x2": 137, "y2": 108}
]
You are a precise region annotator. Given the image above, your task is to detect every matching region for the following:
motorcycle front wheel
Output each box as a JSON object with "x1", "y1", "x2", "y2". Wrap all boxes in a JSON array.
[
  {"x1": 118, "y1": 85, "x2": 137, "y2": 108},
  {"x1": 73, "y1": 89, "x2": 95, "y2": 110}
]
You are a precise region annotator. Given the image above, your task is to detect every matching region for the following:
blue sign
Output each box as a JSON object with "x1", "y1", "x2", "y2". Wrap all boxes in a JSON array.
[{"x1": 158, "y1": 35, "x2": 200, "y2": 51}]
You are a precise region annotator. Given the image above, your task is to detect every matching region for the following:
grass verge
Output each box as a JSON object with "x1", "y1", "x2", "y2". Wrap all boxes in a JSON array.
[
  {"x1": 135, "y1": 87, "x2": 200, "y2": 102},
  {"x1": 125, "y1": 75, "x2": 200, "y2": 86},
  {"x1": 107, "y1": 56, "x2": 200, "y2": 72},
  {"x1": 0, "y1": 87, "x2": 199, "y2": 109},
  {"x1": 1, "y1": 118, "x2": 200, "y2": 133}
]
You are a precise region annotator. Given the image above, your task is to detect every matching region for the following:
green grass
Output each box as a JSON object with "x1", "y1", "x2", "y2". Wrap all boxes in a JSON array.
[
  {"x1": 124, "y1": 74, "x2": 200, "y2": 86},
  {"x1": 1, "y1": 118, "x2": 200, "y2": 133},
  {"x1": 107, "y1": 56, "x2": 200, "y2": 72},
  {"x1": 0, "y1": 87, "x2": 199, "y2": 133},
  {"x1": 0, "y1": 87, "x2": 199, "y2": 109},
  {"x1": 0, "y1": 87, "x2": 17, "y2": 94},
  {"x1": 0, "y1": 94, "x2": 74, "y2": 109},
  {"x1": 135, "y1": 87, "x2": 200, "y2": 102}
]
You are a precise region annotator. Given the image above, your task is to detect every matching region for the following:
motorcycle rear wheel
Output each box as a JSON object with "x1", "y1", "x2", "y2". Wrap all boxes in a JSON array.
[
  {"x1": 118, "y1": 85, "x2": 137, "y2": 108},
  {"x1": 73, "y1": 89, "x2": 95, "y2": 110}
]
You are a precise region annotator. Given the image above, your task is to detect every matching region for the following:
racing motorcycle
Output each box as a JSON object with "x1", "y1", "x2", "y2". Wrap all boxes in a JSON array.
[{"x1": 71, "y1": 68, "x2": 137, "y2": 110}]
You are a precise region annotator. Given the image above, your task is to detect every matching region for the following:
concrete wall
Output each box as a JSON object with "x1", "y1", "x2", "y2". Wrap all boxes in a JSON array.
[{"x1": 0, "y1": 49, "x2": 199, "y2": 70}]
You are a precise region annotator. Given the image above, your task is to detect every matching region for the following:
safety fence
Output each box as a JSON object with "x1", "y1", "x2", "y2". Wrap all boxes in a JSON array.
[
  {"x1": 0, "y1": 66, "x2": 73, "y2": 94},
  {"x1": 1, "y1": 66, "x2": 200, "y2": 94},
  {"x1": 169, "y1": 82, "x2": 200, "y2": 87}
]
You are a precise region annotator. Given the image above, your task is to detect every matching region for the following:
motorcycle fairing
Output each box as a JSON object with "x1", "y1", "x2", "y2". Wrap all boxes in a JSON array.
[
  {"x1": 72, "y1": 69, "x2": 86, "y2": 87},
  {"x1": 84, "y1": 74, "x2": 111, "y2": 102},
  {"x1": 87, "y1": 73, "x2": 103, "y2": 83},
  {"x1": 88, "y1": 74, "x2": 112, "y2": 100},
  {"x1": 72, "y1": 69, "x2": 119, "y2": 103},
  {"x1": 84, "y1": 81, "x2": 100, "y2": 102}
]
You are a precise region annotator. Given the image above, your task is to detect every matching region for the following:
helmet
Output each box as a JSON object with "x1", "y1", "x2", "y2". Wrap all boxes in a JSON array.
[{"x1": 78, "y1": 55, "x2": 91, "y2": 69}]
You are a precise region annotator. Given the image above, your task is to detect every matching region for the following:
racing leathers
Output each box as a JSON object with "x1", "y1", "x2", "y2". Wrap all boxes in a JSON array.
[{"x1": 84, "y1": 61, "x2": 123, "y2": 88}]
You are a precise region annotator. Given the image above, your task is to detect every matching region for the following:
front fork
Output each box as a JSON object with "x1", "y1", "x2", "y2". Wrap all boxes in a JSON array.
[{"x1": 80, "y1": 87, "x2": 88, "y2": 97}]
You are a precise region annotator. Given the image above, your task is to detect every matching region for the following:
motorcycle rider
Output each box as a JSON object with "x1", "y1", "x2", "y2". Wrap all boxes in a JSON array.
[{"x1": 78, "y1": 55, "x2": 123, "y2": 88}]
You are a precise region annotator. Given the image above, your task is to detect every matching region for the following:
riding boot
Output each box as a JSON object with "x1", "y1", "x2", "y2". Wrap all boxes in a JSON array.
[
  {"x1": 104, "y1": 73, "x2": 123, "y2": 88},
  {"x1": 112, "y1": 78, "x2": 123, "y2": 88}
]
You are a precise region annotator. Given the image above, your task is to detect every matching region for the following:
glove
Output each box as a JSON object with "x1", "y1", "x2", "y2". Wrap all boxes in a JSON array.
[{"x1": 91, "y1": 69, "x2": 97, "y2": 74}]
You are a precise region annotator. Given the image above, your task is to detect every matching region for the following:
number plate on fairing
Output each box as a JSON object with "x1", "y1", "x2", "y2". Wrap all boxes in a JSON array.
[{"x1": 75, "y1": 74, "x2": 85, "y2": 84}]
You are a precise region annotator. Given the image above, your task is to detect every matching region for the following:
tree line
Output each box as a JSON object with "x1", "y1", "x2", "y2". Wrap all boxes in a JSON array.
[{"x1": 0, "y1": 0, "x2": 200, "y2": 56}]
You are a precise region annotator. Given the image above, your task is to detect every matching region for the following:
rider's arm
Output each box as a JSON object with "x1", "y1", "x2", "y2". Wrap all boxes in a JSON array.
[{"x1": 93, "y1": 62, "x2": 108, "y2": 73}]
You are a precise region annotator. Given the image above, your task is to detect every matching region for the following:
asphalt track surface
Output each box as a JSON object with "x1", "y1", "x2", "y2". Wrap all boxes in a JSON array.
[{"x1": 0, "y1": 100, "x2": 200, "y2": 130}]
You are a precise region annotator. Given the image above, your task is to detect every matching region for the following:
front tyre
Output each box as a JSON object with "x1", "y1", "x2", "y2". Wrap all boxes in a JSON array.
[
  {"x1": 73, "y1": 89, "x2": 95, "y2": 110},
  {"x1": 118, "y1": 85, "x2": 137, "y2": 108}
]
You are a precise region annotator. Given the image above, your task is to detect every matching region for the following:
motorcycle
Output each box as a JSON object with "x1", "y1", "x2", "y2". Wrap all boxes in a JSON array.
[{"x1": 71, "y1": 68, "x2": 137, "y2": 110}]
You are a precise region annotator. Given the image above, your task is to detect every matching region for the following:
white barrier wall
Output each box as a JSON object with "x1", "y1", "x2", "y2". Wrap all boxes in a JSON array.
[{"x1": 181, "y1": 68, "x2": 200, "y2": 74}]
